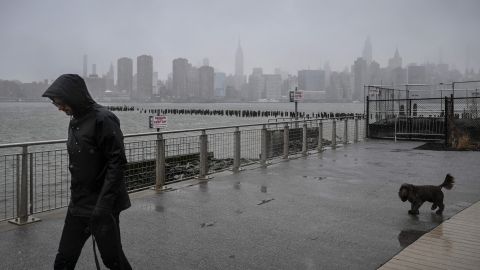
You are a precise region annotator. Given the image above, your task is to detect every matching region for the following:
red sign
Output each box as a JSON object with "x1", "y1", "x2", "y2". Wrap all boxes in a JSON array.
[{"x1": 149, "y1": 115, "x2": 168, "y2": 129}]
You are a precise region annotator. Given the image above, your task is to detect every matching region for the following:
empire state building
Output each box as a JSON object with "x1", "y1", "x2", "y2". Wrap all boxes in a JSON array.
[{"x1": 234, "y1": 41, "x2": 245, "y2": 90}]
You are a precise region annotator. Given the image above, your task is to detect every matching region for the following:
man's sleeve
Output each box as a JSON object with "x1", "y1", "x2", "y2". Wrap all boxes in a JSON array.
[{"x1": 95, "y1": 113, "x2": 127, "y2": 211}]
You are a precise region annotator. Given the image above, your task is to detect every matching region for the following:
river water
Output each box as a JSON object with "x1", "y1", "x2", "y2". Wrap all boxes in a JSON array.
[{"x1": 0, "y1": 101, "x2": 363, "y2": 144}]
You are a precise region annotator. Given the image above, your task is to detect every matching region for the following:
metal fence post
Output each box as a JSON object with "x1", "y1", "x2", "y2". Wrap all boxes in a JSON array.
[
  {"x1": 9, "y1": 146, "x2": 39, "y2": 225},
  {"x1": 354, "y1": 118, "x2": 359, "y2": 143},
  {"x1": 155, "y1": 133, "x2": 166, "y2": 190},
  {"x1": 29, "y1": 153, "x2": 33, "y2": 215},
  {"x1": 332, "y1": 119, "x2": 337, "y2": 149},
  {"x1": 199, "y1": 130, "x2": 208, "y2": 180},
  {"x1": 343, "y1": 118, "x2": 348, "y2": 145},
  {"x1": 261, "y1": 125, "x2": 267, "y2": 167},
  {"x1": 302, "y1": 121, "x2": 307, "y2": 156},
  {"x1": 366, "y1": 96, "x2": 370, "y2": 138},
  {"x1": 233, "y1": 127, "x2": 241, "y2": 173},
  {"x1": 283, "y1": 124, "x2": 289, "y2": 159},
  {"x1": 318, "y1": 121, "x2": 323, "y2": 152}
]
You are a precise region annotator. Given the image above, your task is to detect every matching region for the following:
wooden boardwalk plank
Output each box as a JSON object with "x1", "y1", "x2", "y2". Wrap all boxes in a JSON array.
[{"x1": 378, "y1": 201, "x2": 480, "y2": 270}]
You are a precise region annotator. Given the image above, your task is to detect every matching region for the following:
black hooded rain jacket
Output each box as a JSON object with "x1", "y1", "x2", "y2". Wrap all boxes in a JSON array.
[{"x1": 42, "y1": 74, "x2": 131, "y2": 217}]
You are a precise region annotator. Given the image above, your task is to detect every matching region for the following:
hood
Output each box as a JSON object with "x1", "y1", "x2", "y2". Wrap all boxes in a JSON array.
[{"x1": 42, "y1": 74, "x2": 96, "y2": 117}]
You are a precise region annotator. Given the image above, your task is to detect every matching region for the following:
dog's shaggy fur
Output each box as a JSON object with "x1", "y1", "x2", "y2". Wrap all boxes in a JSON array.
[{"x1": 398, "y1": 174, "x2": 455, "y2": 215}]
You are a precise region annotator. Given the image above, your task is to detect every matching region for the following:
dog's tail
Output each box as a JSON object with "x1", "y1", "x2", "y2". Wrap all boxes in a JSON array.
[{"x1": 439, "y1": 174, "x2": 455, "y2": 190}]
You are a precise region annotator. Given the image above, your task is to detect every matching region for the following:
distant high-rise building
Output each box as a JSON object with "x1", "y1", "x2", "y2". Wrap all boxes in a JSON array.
[
  {"x1": 329, "y1": 70, "x2": 351, "y2": 100},
  {"x1": 248, "y1": 68, "x2": 264, "y2": 100},
  {"x1": 203, "y1": 58, "x2": 210, "y2": 66},
  {"x1": 85, "y1": 74, "x2": 106, "y2": 98},
  {"x1": 117, "y1": 57, "x2": 133, "y2": 95},
  {"x1": 105, "y1": 63, "x2": 115, "y2": 91},
  {"x1": 324, "y1": 62, "x2": 331, "y2": 89},
  {"x1": 407, "y1": 64, "x2": 427, "y2": 84},
  {"x1": 298, "y1": 70, "x2": 325, "y2": 92},
  {"x1": 153, "y1": 72, "x2": 159, "y2": 95},
  {"x1": 388, "y1": 48, "x2": 402, "y2": 69},
  {"x1": 368, "y1": 61, "x2": 381, "y2": 85},
  {"x1": 353, "y1": 57, "x2": 368, "y2": 101},
  {"x1": 83, "y1": 54, "x2": 88, "y2": 78},
  {"x1": 264, "y1": 74, "x2": 282, "y2": 100},
  {"x1": 362, "y1": 36, "x2": 373, "y2": 65},
  {"x1": 187, "y1": 66, "x2": 199, "y2": 98},
  {"x1": 91, "y1": 64, "x2": 97, "y2": 76},
  {"x1": 199, "y1": 66, "x2": 214, "y2": 99},
  {"x1": 234, "y1": 41, "x2": 245, "y2": 90},
  {"x1": 172, "y1": 58, "x2": 189, "y2": 99},
  {"x1": 392, "y1": 67, "x2": 407, "y2": 87},
  {"x1": 214, "y1": 72, "x2": 226, "y2": 97},
  {"x1": 137, "y1": 55, "x2": 153, "y2": 100}
]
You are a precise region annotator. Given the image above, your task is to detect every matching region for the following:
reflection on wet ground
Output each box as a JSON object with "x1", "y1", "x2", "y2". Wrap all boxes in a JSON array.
[
  {"x1": 234, "y1": 181, "x2": 241, "y2": 190},
  {"x1": 398, "y1": 229, "x2": 427, "y2": 248},
  {"x1": 132, "y1": 202, "x2": 165, "y2": 213},
  {"x1": 302, "y1": 175, "x2": 327, "y2": 181},
  {"x1": 199, "y1": 181, "x2": 208, "y2": 192}
]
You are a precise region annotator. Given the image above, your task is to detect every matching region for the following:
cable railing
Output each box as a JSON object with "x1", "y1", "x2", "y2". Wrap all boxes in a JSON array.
[{"x1": 0, "y1": 117, "x2": 366, "y2": 224}]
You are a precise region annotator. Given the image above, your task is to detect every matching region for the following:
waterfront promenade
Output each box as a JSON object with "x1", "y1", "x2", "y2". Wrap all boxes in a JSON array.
[{"x1": 1, "y1": 140, "x2": 479, "y2": 269}]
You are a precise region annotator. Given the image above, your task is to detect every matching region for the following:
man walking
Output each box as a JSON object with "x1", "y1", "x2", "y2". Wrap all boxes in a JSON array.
[{"x1": 42, "y1": 74, "x2": 132, "y2": 269}]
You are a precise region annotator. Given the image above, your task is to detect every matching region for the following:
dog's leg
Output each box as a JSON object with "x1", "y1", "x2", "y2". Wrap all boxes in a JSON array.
[
  {"x1": 436, "y1": 202, "x2": 444, "y2": 215},
  {"x1": 408, "y1": 201, "x2": 423, "y2": 215}
]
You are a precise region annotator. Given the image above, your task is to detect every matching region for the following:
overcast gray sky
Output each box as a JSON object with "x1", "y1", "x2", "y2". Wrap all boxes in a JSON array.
[{"x1": 1, "y1": 0, "x2": 479, "y2": 82}]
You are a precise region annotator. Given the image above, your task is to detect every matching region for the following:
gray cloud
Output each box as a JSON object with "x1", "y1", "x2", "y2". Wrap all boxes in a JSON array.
[{"x1": 1, "y1": 0, "x2": 479, "y2": 81}]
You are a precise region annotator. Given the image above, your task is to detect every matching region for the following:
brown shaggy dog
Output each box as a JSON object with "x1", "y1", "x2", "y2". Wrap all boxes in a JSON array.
[{"x1": 398, "y1": 174, "x2": 455, "y2": 215}]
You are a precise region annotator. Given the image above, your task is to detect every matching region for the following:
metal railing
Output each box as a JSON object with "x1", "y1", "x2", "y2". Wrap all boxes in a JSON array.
[
  {"x1": 394, "y1": 116, "x2": 445, "y2": 141},
  {"x1": 0, "y1": 117, "x2": 365, "y2": 224}
]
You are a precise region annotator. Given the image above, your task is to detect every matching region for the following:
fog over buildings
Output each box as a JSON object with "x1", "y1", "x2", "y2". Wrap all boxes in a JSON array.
[{"x1": 1, "y1": 0, "x2": 480, "y2": 101}]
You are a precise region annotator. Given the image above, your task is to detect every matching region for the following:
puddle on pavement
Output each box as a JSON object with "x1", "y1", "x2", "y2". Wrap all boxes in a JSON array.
[
  {"x1": 398, "y1": 229, "x2": 427, "y2": 248},
  {"x1": 133, "y1": 203, "x2": 165, "y2": 213},
  {"x1": 302, "y1": 176, "x2": 327, "y2": 181},
  {"x1": 390, "y1": 149, "x2": 410, "y2": 152},
  {"x1": 200, "y1": 221, "x2": 215, "y2": 228}
]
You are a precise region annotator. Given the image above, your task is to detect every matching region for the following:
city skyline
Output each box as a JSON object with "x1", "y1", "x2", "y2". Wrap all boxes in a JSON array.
[{"x1": 1, "y1": 0, "x2": 479, "y2": 82}]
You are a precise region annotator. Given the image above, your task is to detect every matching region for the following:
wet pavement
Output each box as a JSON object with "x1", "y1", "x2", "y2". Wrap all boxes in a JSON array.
[{"x1": 1, "y1": 140, "x2": 480, "y2": 270}]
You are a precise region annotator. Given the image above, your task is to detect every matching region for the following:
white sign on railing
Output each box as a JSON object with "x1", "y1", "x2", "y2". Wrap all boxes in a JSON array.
[
  {"x1": 149, "y1": 115, "x2": 168, "y2": 129},
  {"x1": 294, "y1": 90, "x2": 304, "y2": 101}
]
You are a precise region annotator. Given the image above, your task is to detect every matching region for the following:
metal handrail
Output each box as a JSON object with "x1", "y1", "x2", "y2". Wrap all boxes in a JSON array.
[{"x1": 0, "y1": 117, "x2": 358, "y2": 149}]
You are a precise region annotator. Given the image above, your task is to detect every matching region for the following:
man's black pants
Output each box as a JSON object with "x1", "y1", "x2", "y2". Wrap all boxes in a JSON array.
[{"x1": 54, "y1": 210, "x2": 132, "y2": 270}]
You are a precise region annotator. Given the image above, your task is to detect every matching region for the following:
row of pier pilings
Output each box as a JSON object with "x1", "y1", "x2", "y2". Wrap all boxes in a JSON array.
[{"x1": 106, "y1": 105, "x2": 365, "y2": 119}]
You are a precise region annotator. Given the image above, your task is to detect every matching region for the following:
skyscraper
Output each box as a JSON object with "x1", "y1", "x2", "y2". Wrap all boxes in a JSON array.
[
  {"x1": 137, "y1": 55, "x2": 153, "y2": 100},
  {"x1": 353, "y1": 57, "x2": 368, "y2": 101},
  {"x1": 105, "y1": 63, "x2": 115, "y2": 91},
  {"x1": 407, "y1": 64, "x2": 427, "y2": 84},
  {"x1": 388, "y1": 48, "x2": 402, "y2": 69},
  {"x1": 298, "y1": 70, "x2": 325, "y2": 92},
  {"x1": 172, "y1": 58, "x2": 189, "y2": 99},
  {"x1": 248, "y1": 68, "x2": 264, "y2": 100},
  {"x1": 264, "y1": 74, "x2": 282, "y2": 100},
  {"x1": 214, "y1": 72, "x2": 226, "y2": 97},
  {"x1": 83, "y1": 54, "x2": 88, "y2": 78},
  {"x1": 117, "y1": 57, "x2": 133, "y2": 95},
  {"x1": 199, "y1": 65, "x2": 214, "y2": 99},
  {"x1": 234, "y1": 41, "x2": 245, "y2": 90},
  {"x1": 362, "y1": 36, "x2": 372, "y2": 65}
]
